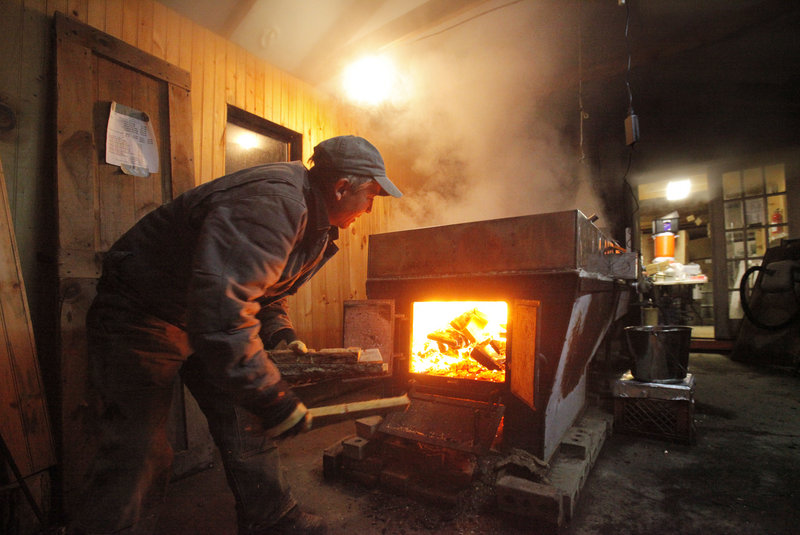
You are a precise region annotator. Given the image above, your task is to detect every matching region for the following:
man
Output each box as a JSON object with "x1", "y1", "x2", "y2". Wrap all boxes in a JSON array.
[{"x1": 70, "y1": 136, "x2": 402, "y2": 535}]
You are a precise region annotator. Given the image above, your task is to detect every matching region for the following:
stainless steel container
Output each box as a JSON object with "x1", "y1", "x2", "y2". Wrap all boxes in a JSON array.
[{"x1": 625, "y1": 325, "x2": 691, "y2": 382}]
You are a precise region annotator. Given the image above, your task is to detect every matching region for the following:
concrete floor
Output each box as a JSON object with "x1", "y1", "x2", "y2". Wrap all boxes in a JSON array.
[{"x1": 155, "y1": 353, "x2": 799, "y2": 535}]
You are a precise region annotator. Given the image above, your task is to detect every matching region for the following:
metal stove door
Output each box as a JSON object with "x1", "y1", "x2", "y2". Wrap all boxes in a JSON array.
[{"x1": 508, "y1": 299, "x2": 540, "y2": 410}]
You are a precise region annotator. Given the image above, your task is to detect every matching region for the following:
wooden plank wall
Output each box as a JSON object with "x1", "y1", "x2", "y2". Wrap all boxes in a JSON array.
[
  {"x1": 1, "y1": 0, "x2": 393, "y2": 351},
  {"x1": 0, "y1": 155, "x2": 54, "y2": 525}
]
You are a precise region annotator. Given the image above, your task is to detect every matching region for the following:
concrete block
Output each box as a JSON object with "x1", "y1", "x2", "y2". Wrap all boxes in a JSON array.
[
  {"x1": 342, "y1": 436, "x2": 373, "y2": 460},
  {"x1": 559, "y1": 427, "x2": 594, "y2": 460},
  {"x1": 548, "y1": 457, "x2": 586, "y2": 520},
  {"x1": 355, "y1": 415, "x2": 383, "y2": 439},
  {"x1": 322, "y1": 442, "x2": 343, "y2": 480},
  {"x1": 577, "y1": 408, "x2": 613, "y2": 440},
  {"x1": 341, "y1": 454, "x2": 383, "y2": 476},
  {"x1": 496, "y1": 474, "x2": 564, "y2": 526}
]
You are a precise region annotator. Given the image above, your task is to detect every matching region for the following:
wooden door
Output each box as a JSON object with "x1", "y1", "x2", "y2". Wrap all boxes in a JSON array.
[{"x1": 54, "y1": 12, "x2": 210, "y2": 507}]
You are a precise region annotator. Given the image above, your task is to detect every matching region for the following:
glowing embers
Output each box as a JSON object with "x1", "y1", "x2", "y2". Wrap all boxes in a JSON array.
[{"x1": 411, "y1": 301, "x2": 508, "y2": 382}]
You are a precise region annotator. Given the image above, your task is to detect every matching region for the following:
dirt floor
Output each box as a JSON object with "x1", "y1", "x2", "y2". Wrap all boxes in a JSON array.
[{"x1": 156, "y1": 353, "x2": 800, "y2": 535}]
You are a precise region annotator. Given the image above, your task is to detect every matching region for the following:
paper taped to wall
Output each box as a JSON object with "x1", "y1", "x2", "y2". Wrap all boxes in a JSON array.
[{"x1": 106, "y1": 101, "x2": 159, "y2": 176}]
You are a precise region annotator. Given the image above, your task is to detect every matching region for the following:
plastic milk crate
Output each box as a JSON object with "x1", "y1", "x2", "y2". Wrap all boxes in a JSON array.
[{"x1": 612, "y1": 372, "x2": 696, "y2": 444}]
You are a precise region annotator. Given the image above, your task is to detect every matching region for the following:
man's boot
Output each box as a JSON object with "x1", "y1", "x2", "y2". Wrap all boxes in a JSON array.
[{"x1": 242, "y1": 506, "x2": 327, "y2": 535}]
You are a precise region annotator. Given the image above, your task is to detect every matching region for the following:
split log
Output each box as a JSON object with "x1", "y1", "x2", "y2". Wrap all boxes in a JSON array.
[
  {"x1": 268, "y1": 347, "x2": 388, "y2": 385},
  {"x1": 470, "y1": 341, "x2": 504, "y2": 371},
  {"x1": 427, "y1": 329, "x2": 467, "y2": 350},
  {"x1": 306, "y1": 394, "x2": 410, "y2": 430},
  {"x1": 450, "y1": 309, "x2": 489, "y2": 343}
]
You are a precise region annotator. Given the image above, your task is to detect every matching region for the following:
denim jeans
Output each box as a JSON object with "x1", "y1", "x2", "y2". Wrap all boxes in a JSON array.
[{"x1": 71, "y1": 288, "x2": 296, "y2": 534}]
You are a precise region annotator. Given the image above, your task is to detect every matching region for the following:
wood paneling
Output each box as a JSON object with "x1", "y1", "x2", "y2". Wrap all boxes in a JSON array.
[{"x1": 0, "y1": 156, "x2": 55, "y2": 483}]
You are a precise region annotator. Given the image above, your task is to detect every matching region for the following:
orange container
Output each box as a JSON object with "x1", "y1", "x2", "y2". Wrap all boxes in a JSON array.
[{"x1": 653, "y1": 232, "x2": 676, "y2": 259}]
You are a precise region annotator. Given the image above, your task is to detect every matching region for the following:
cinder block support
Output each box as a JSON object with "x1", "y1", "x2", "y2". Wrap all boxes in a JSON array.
[
  {"x1": 322, "y1": 442, "x2": 343, "y2": 480},
  {"x1": 342, "y1": 436, "x2": 373, "y2": 460},
  {"x1": 496, "y1": 475, "x2": 564, "y2": 526},
  {"x1": 496, "y1": 408, "x2": 613, "y2": 526},
  {"x1": 355, "y1": 415, "x2": 383, "y2": 439}
]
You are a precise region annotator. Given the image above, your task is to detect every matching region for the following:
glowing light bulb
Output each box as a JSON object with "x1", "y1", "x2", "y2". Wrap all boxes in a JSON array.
[
  {"x1": 342, "y1": 55, "x2": 397, "y2": 106},
  {"x1": 666, "y1": 179, "x2": 691, "y2": 201}
]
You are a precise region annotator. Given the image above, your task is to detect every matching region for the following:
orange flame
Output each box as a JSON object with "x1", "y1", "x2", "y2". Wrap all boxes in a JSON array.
[{"x1": 411, "y1": 301, "x2": 507, "y2": 382}]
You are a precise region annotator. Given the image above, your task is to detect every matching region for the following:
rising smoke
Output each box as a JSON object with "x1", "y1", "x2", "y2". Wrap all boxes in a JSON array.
[{"x1": 362, "y1": 1, "x2": 609, "y2": 231}]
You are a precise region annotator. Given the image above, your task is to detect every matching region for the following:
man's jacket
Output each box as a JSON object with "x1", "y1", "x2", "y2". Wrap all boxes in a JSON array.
[{"x1": 98, "y1": 161, "x2": 338, "y2": 426}]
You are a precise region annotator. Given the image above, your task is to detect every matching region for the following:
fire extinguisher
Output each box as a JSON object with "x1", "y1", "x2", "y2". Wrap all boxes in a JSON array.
[{"x1": 771, "y1": 208, "x2": 783, "y2": 236}]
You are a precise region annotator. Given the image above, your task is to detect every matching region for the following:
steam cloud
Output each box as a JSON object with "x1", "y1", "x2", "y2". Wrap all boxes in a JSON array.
[{"x1": 362, "y1": 1, "x2": 609, "y2": 231}]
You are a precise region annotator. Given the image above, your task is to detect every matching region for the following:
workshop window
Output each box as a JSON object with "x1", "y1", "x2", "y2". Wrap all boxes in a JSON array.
[
  {"x1": 225, "y1": 106, "x2": 302, "y2": 174},
  {"x1": 723, "y1": 163, "x2": 788, "y2": 319}
]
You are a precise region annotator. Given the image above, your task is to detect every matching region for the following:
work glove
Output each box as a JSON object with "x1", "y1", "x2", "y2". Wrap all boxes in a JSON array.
[
  {"x1": 269, "y1": 329, "x2": 309, "y2": 354},
  {"x1": 274, "y1": 339, "x2": 309, "y2": 355},
  {"x1": 266, "y1": 402, "x2": 312, "y2": 439}
]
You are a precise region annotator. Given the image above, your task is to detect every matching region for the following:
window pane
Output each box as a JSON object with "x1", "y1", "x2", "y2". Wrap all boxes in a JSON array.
[
  {"x1": 744, "y1": 197, "x2": 765, "y2": 227},
  {"x1": 767, "y1": 194, "x2": 787, "y2": 223},
  {"x1": 726, "y1": 230, "x2": 744, "y2": 258},
  {"x1": 748, "y1": 258, "x2": 762, "y2": 269},
  {"x1": 743, "y1": 167, "x2": 764, "y2": 196},
  {"x1": 728, "y1": 258, "x2": 746, "y2": 319},
  {"x1": 728, "y1": 260, "x2": 745, "y2": 289},
  {"x1": 225, "y1": 123, "x2": 288, "y2": 174},
  {"x1": 765, "y1": 163, "x2": 786, "y2": 194},
  {"x1": 728, "y1": 290, "x2": 744, "y2": 319},
  {"x1": 724, "y1": 201, "x2": 743, "y2": 229},
  {"x1": 747, "y1": 228, "x2": 766, "y2": 257},
  {"x1": 722, "y1": 171, "x2": 741, "y2": 200},
  {"x1": 769, "y1": 225, "x2": 789, "y2": 247}
]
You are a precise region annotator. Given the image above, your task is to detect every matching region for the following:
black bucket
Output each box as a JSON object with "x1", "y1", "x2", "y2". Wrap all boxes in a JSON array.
[{"x1": 624, "y1": 325, "x2": 691, "y2": 382}]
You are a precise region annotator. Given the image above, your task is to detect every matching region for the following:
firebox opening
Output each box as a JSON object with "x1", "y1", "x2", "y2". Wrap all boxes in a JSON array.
[{"x1": 411, "y1": 301, "x2": 508, "y2": 382}]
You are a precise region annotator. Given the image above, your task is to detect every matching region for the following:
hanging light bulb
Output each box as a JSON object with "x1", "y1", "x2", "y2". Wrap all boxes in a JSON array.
[
  {"x1": 342, "y1": 55, "x2": 397, "y2": 106},
  {"x1": 666, "y1": 179, "x2": 691, "y2": 201}
]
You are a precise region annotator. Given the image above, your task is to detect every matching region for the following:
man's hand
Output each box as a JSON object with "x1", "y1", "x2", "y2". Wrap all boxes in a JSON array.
[
  {"x1": 287, "y1": 340, "x2": 308, "y2": 354},
  {"x1": 275, "y1": 411, "x2": 311, "y2": 440},
  {"x1": 271, "y1": 328, "x2": 309, "y2": 355},
  {"x1": 274, "y1": 338, "x2": 309, "y2": 354},
  {"x1": 266, "y1": 403, "x2": 311, "y2": 439}
]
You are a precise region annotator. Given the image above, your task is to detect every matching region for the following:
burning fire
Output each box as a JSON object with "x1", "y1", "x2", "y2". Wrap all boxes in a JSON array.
[{"x1": 411, "y1": 301, "x2": 508, "y2": 382}]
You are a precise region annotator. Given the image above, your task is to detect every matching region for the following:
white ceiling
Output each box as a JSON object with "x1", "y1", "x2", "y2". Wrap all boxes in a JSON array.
[{"x1": 157, "y1": 0, "x2": 496, "y2": 86}]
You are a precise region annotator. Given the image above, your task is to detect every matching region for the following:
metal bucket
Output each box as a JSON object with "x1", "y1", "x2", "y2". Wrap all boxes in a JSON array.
[{"x1": 624, "y1": 325, "x2": 691, "y2": 382}]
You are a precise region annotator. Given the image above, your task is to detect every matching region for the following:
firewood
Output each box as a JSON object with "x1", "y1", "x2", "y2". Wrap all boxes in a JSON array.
[
  {"x1": 427, "y1": 329, "x2": 466, "y2": 349},
  {"x1": 306, "y1": 394, "x2": 411, "y2": 430},
  {"x1": 450, "y1": 309, "x2": 489, "y2": 343},
  {"x1": 267, "y1": 347, "x2": 387, "y2": 385},
  {"x1": 470, "y1": 340, "x2": 504, "y2": 371}
]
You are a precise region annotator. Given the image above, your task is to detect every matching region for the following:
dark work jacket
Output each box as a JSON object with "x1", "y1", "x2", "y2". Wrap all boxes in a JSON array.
[{"x1": 98, "y1": 161, "x2": 338, "y2": 426}]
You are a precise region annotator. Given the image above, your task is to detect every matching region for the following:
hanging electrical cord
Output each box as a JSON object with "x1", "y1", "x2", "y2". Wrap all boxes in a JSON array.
[
  {"x1": 578, "y1": 1, "x2": 588, "y2": 164},
  {"x1": 621, "y1": 0, "x2": 639, "y2": 248},
  {"x1": 412, "y1": 0, "x2": 526, "y2": 43},
  {"x1": 624, "y1": 0, "x2": 634, "y2": 116}
]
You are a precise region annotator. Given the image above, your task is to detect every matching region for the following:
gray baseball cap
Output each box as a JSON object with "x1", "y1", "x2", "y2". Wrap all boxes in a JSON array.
[{"x1": 312, "y1": 135, "x2": 402, "y2": 198}]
